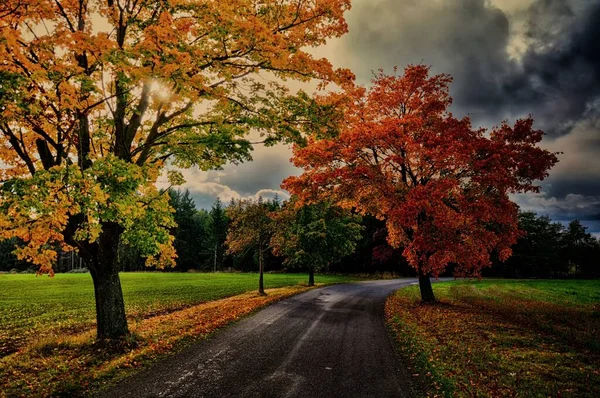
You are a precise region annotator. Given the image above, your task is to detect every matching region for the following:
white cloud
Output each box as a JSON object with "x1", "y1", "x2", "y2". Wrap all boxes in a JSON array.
[
  {"x1": 157, "y1": 143, "x2": 299, "y2": 209},
  {"x1": 252, "y1": 189, "x2": 290, "y2": 202}
]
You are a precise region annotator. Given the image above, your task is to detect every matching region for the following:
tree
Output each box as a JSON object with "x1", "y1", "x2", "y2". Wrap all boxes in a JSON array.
[
  {"x1": 491, "y1": 211, "x2": 565, "y2": 278},
  {"x1": 271, "y1": 199, "x2": 362, "y2": 286},
  {"x1": 0, "y1": 238, "x2": 25, "y2": 271},
  {"x1": 116, "y1": 240, "x2": 145, "y2": 272},
  {"x1": 226, "y1": 198, "x2": 277, "y2": 294},
  {"x1": 169, "y1": 189, "x2": 206, "y2": 271},
  {"x1": 562, "y1": 220, "x2": 598, "y2": 277},
  {"x1": 284, "y1": 65, "x2": 559, "y2": 302},
  {"x1": 0, "y1": 0, "x2": 353, "y2": 339},
  {"x1": 208, "y1": 198, "x2": 228, "y2": 272}
]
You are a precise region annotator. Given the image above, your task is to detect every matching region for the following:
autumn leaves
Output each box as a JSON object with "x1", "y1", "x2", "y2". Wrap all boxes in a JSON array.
[
  {"x1": 284, "y1": 65, "x2": 558, "y2": 301},
  {"x1": 0, "y1": 1, "x2": 558, "y2": 338},
  {"x1": 0, "y1": 0, "x2": 359, "y2": 339}
]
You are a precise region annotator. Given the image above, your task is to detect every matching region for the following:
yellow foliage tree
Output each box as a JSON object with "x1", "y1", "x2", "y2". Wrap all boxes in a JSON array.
[{"x1": 0, "y1": 0, "x2": 352, "y2": 339}]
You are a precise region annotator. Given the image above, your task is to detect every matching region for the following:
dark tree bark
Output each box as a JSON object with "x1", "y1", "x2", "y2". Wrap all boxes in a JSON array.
[
  {"x1": 258, "y1": 245, "x2": 265, "y2": 295},
  {"x1": 308, "y1": 267, "x2": 315, "y2": 286},
  {"x1": 88, "y1": 222, "x2": 129, "y2": 339},
  {"x1": 418, "y1": 267, "x2": 436, "y2": 303},
  {"x1": 213, "y1": 242, "x2": 218, "y2": 272}
]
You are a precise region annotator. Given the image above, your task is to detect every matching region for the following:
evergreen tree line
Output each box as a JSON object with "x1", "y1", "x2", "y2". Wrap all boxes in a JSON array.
[
  {"x1": 485, "y1": 212, "x2": 600, "y2": 279},
  {"x1": 1, "y1": 191, "x2": 598, "y2": 279}
]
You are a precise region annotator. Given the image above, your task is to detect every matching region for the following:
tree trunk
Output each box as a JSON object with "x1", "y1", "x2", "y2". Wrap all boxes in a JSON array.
[
  {"x1": 88, "y1": 222, "x2": 129, "y2": 339},
  {"x1": 308, "y1": 267, "x2": 315, "y2": 286},
  {"x1": 418, "y1": 267, "x2": 436, "y2": 303},
  {"x1": 258, "y1": 246, "x2": 265, "y2": 295},
  {"x1": 214, "y1": 242, "x2": 217, "y2": 272}
]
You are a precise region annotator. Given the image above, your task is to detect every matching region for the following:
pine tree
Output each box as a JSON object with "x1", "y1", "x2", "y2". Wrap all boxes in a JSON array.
[{"x1": 208, "y1": 198, "x2": 228, "y2": 272}]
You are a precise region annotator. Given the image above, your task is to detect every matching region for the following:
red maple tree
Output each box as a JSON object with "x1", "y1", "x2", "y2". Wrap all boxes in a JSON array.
[{"x1": 284, "y1": 65, "x2": 559, "y2": 302}]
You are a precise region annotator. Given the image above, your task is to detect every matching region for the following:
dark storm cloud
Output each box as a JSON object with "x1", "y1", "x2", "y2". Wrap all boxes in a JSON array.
[
  {"x1": 333, "y1": 0, "x2": 600, "y2": 229},
  {"x1": 513, "y1": 189, "x2": 600, "y2": 232},
  {"x1": 341, "y1": 0, "x2": 514, "y2": 124},
  {"x1": 513, "y1": 0, "x2": 600, "y2": 135},
  {"x1": 546, "y1": 178, "x2": 600, "y2": 199},
  {"x1": 343, "y1": 0, "x2": 600, "y2": 136},
  {"x1": 541, "y1": 113, "x2": 600, "y2": 198}
]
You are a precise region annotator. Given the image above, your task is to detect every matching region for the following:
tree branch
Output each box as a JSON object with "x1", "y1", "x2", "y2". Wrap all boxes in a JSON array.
[
  {"x1": 53, "y1": 0, "x2": 76, "y2": 32},
  {"x1": 125, "y1": 82, "x2": 151, "y2": 143},
  {"x1": 0, "y1": 124, "x2": 36, "y2": 176}
]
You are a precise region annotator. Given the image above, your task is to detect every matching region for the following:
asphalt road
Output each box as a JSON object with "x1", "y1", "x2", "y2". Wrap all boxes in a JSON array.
[{"x1": 97, "y1": 279, "x2": 421, "y2": 398}]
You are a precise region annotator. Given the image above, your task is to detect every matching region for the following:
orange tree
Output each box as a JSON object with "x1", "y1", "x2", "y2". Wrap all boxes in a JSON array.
[
  {"x1": 226, "y1": 197, "x2": 279, "y2": 295},
  {"x1": 284, "y1": 65, "x2": 559, "y2": 302},
  {"x1": 0, "y1": 0, "x2": 352, "y2": 339}
]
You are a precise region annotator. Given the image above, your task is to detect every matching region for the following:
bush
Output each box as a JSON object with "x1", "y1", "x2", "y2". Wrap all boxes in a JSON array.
[
  {"x1": 19, "y1": 269, "x2": 35, "y2": 274},
  {"x1": 67, "y1": 268, "x2": 89, "y2": 274}
]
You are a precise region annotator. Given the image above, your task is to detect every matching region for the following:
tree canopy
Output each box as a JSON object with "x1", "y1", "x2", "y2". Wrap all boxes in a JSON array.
[
  {"x1": 284, "y1": 65, "x2": 559, "y2": 301},
  {"x1": 271, "y1": 199, "x2": 362, "y2": 285},
  {"x1": 0, "y1": 0, "x2": 353, "y2": 338},
  {"x1": 0, "y1": 0, "x2": 352, "y2": 272},
  {"x1": 226, "y1": 197, "x2": 279, "y2": 294}
]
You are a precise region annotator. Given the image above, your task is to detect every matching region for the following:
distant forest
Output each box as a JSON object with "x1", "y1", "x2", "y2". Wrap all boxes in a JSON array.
[{"x1": 1, "y1": 189, "x2": 598, "y2": 279}]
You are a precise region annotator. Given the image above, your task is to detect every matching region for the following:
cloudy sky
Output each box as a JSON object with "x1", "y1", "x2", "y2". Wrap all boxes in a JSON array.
[{"x1": 170, "y1": 0, "x2": 600, "y2": 234}]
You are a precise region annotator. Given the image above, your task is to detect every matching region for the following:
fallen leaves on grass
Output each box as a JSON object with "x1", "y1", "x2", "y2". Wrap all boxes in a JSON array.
[
  {"x1": 0, "y1": 285, "x2": 311, "y2": 398},
  {"x1": 386, "y1": 283, "x2": 600, "y2": 397}
]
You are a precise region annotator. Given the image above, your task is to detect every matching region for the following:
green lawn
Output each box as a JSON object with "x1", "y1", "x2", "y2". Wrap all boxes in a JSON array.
[
  {"x1": 432, "y1": 278, "x2": 600, "y2": 305},
  {"x1": 0, "y1": 272, "x2": 355, "y2": 357},
  {"x1": 387, "y1": 279, "x2": 600, "y2": 397}
]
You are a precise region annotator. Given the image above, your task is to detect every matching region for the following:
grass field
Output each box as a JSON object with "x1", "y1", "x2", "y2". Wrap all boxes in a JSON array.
[
  {"x1": 386, "y1": 279, "x2": 600, "y2": 397},
  {"x1": 0, "y1": 272, "x2": 356, "y2": 397},
  {"x1": 0, "y1": 272, "x2": 355, "y2": 357}
]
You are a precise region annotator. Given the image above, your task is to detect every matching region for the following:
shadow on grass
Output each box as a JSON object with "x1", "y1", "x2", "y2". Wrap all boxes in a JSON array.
[
  {"x1": 386, "y1": 286, "x2": 600, "y2": 397},
  {"x1": 448, "y1": 290, "x2": 600, "y2": 355}
]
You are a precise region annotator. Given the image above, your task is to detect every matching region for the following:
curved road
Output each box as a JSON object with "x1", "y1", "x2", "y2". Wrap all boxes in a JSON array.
[{"x1": 97, "y1": 279, "x2": 421, "y2": 398}]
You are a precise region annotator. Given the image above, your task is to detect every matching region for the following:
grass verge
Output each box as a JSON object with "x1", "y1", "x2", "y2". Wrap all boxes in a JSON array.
[{"x1": 385, "y1": 279, "x2": 600, "y2": 397}]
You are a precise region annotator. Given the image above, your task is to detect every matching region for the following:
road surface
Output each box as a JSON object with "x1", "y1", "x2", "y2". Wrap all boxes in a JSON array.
[{"x1": 97, "y1": 279, "x2": 422, "y2": 398}]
